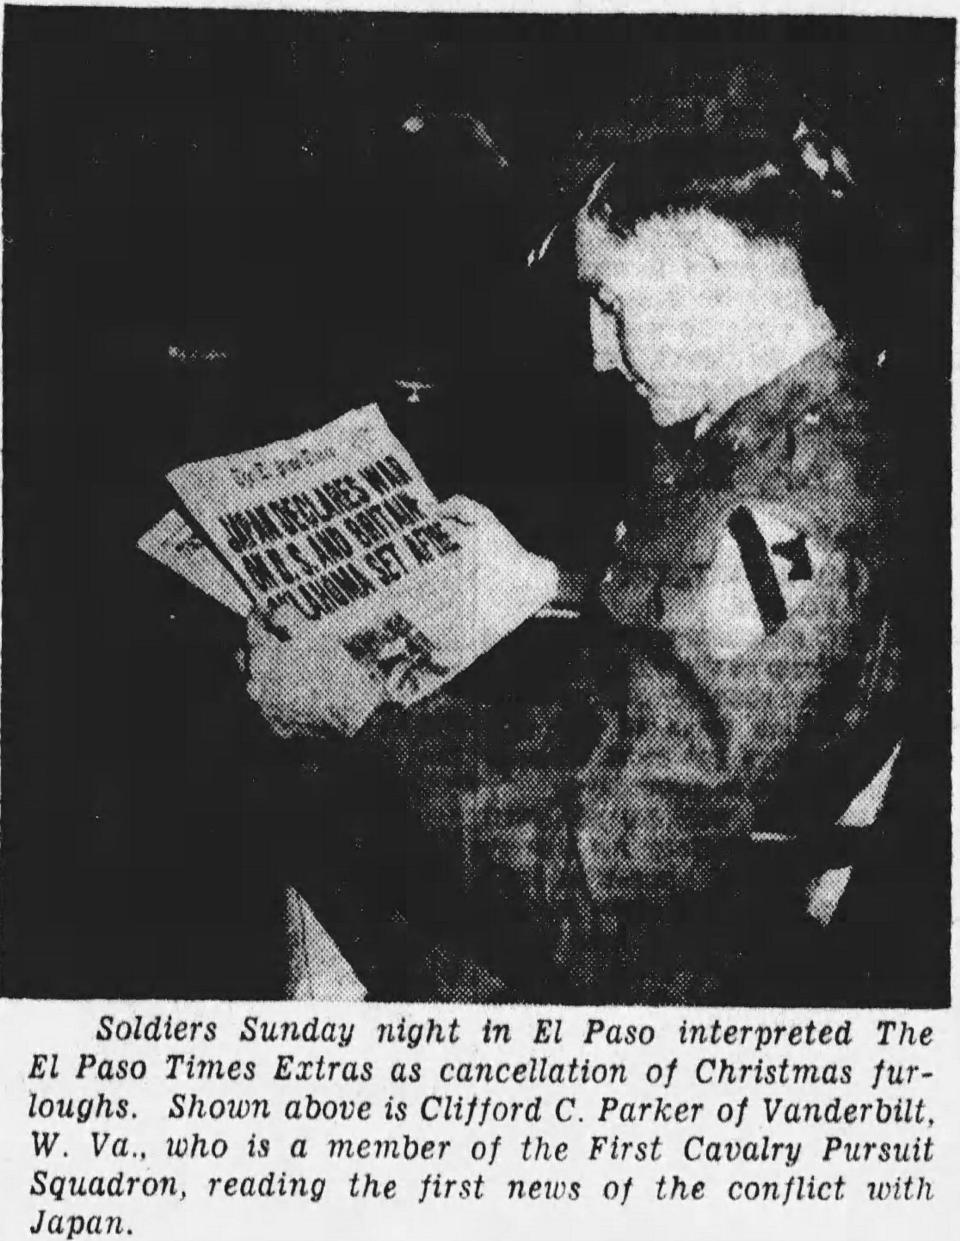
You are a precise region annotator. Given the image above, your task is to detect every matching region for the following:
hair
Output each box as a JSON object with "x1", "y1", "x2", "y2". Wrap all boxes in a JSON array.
[{"x1": 558, "y1": 64, "x2": 883, "y2": 349}]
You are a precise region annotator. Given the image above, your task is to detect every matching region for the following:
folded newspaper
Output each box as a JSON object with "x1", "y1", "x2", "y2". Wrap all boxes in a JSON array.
[{"x1": 139, "y1": 403, "x2": 558, "y2": 734}]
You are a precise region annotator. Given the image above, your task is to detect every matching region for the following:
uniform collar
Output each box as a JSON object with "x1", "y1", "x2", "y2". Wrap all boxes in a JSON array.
[
  {"x1": 698, "y1": 334, "x2": 857, "y2": 459},
  {"x1": 648, "y1": 336, "x2": 856, "y2": 473}
]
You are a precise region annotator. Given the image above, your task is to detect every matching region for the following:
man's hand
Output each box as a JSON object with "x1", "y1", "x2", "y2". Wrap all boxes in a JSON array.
[{"x1": 243, "y1": 605, "x2": 385, "y2": 739}]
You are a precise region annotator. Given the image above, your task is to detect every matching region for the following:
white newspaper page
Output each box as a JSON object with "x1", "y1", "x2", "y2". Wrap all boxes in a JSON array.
[
  {"x1": 165, "y1": 403, "x2": 439, "y2": 617},
  {"x1": 137, "y1": 510, "x2": 252, "y2": 617},
  {"x1": 167, "y1": 405, "x2": 559, "y2": 733},
  {"x1": 247, "y1": 495, "x2": 559, "y2": 735}
]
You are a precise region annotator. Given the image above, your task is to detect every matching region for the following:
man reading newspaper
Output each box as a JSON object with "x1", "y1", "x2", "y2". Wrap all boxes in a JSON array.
[{"x1": 234, "y1": 69, "x2": 902, "y2": 1004}]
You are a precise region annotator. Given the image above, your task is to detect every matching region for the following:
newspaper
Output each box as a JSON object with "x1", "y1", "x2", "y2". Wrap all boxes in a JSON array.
[
  {"x1": 137, "y1": 509, "x2": 251, "y2": 616},
  {"x1": 148, "y1": 405, "x2": 558, "y2": 732},
  {"x1": 164, "y1": 403, "x2": 439, "y2": 617}
]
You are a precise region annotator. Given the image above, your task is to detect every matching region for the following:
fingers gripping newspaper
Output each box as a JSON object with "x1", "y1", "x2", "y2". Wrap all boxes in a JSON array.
[{"x1": 139, "y1": 403, "x2": 558, "y2": 735}]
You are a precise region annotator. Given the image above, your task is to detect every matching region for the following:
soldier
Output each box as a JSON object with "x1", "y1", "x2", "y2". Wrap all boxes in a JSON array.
[
  {"x1": 525, "y1": 67, "x2": 901, "y2": 1001},
  {"x1": 245, "y1": 67, "x2": 901, "y2": 1002}
]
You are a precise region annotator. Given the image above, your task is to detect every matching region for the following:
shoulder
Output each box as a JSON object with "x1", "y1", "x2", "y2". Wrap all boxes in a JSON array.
[
  {"x1": 723, "y1": 342, "x2": 892, "y2": 552},
  {"x1": 699, "y1": 497, "x2": 857, "y2": 660}
]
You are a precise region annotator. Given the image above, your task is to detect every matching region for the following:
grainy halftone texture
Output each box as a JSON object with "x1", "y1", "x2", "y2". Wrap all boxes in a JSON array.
[
  {"x1": 376, "y1": 336, "x2": 898, "y2": 1004},
  {"x1": 283, "y1": 886, "x2": 367, "y2": 1001}
]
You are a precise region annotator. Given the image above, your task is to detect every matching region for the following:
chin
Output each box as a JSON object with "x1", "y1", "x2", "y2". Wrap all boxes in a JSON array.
[{"x1": 649, "y1": 400, "x2": 701, "y2": 427}]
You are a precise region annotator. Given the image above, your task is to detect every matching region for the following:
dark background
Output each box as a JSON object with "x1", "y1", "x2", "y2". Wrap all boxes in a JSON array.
[{"x1": 1, "y1": 8, "x2": 952, "y2": 999}]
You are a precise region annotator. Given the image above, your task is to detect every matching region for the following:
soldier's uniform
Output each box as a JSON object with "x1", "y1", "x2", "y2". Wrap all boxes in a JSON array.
[{"x1": 377, "y1": 334, "x2": 900, "y2": 1002}]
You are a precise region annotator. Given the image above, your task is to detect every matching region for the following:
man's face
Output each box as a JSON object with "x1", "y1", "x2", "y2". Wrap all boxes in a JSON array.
[{"x1": 575, "y1": 207, "x2": 748, "y2": 426}]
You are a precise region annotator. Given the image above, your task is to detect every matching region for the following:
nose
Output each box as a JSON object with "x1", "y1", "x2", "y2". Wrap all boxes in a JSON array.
[{"x1": 589, "y1": 298, "x2": 623, "y2": 374}]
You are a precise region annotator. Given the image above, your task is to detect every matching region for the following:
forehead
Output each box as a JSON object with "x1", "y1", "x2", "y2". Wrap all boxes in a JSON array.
[
  {"x1": 574, "y1": 210, "x2": 673, "y2": 286},
  {"x1": 575, "y1": 207, "x2": 739, "y2": 288},
  {"x1": 573, "y1": 211, "x2": 614, "y2": 284}
]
